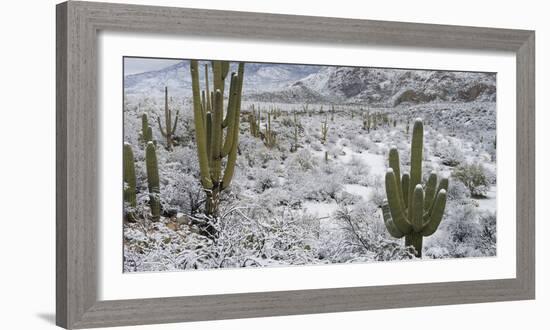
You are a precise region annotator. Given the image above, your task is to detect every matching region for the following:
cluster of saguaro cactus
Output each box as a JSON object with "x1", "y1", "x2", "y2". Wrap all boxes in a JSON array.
[
  {"x1": 145, "y1": 141, "x2": 161, "y2": 221},
  {"x1": 123, "y1": 143, "x2": 137, "y2": 220},
  {"x1": 140, "y1": 113, "x2": 154, "y2": 143},
  {"x1": 321, "y1": 116, "x2": 329, "y2": 143},
  {"x1": 123, "y1": 139, "x2": 161, "y2": 221},
  {"x1": 382, "y1": 119, "x2": 448, "y2": 257},
  {"x1": 190, "y1": 60, "x2": 245, "y2": 217},
  {"x1": 290, "y1": 112, "x2": 300, "y2": 152},
  {"x1": 157, "y1": 86, "x2": 179, "y2": 151}
]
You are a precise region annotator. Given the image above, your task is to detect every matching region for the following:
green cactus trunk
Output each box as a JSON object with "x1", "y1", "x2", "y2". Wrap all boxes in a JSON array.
[
  {"x1": 141, "y1": 113, "x2": 153, "y2": 142},
  {"x1": 123, "y1": 143, "x2": 137, "y2": 221},
  {"x1": 191, "y1": 60, "x2": 245, "y2": 218},
  {"x1": 382, "y1": 119, "x2": 448, "y2": 257},
  {"x1": 264, "y1": 111, "x2": 277, "y2": 148},
  {"x1": 145, "y1": 142, "x2": 161, "y2": 221},
  {"x1": 157, "y1": 86, "x2": 179, "y2": 151}
]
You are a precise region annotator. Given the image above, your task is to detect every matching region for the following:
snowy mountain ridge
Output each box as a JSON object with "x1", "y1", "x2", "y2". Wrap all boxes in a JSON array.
[{"x1": 124, "y1": 60, "x2": 496, "y2": 106}]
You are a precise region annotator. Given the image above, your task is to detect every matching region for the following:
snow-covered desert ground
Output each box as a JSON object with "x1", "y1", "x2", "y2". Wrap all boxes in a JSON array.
[{"x1": 122, "y1": 59, "x2": 497, "y2": 272}]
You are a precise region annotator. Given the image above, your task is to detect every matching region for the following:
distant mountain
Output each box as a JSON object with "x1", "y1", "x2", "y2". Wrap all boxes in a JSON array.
[
  {"x1": 124, "y1": 60, "x2": 496, "y2": 106},
  {"x1": 257, "y1": 67, "x2": 496, "y2": 105},
  {"x1": 124, "y1": 60, "x2": 321, "y2": 99}
]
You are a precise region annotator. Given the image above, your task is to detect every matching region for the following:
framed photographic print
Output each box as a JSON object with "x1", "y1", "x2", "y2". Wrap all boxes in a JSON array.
[{"x1": 56, "y1": 1, "x2": 535, "y2": 328}]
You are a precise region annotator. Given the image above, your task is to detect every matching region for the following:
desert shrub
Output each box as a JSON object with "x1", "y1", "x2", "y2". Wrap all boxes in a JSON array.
[
  {"x1": 434, "y1": 139, "x2": 465, "y2": 167},
  {"x1": 342, "y1": 156, "x2": 371, "y2": 186},
  {"x1": 340, "y1": 138, "x2": 351, "y2": 147},
  {"x1": 303, "y1": 174, "x2": 343, "y2": 201},
  {"x1": 351, "y1": 136, "x2": 369, "y2": 153},
  {"x1": 453, "y1": 162, "x2": 490, "y2": 198},
  {"x1": 325, "y1": 206, "x2": 415, "y2": 263},
  {"x1": 160, "y1": 172, "x2": 203, "y2": 215},
  {"x1": 288, "y1": 149, "x2": 317, "y2": 172},
  {"x1": 255, "y1": 169, "x2": 279, "y2": 193},
  {"x1": 478, "y1": 212, "x2": 497, "y2": 256},
  {"x1": 446, "y1": 179, "x2": 470, "y2": 201},
  {"x1": 424, "y1": 204, "x2": 496, "y2": 259},
  {"x1": 370, "y1": 175, "x2": 386, "y2": 207},
  {"x1": 335, "y1": 191, "x2": 362, "y2": 205},
  {"x1": 310, "y1": 141, "x2": 323, "y2": 151}
]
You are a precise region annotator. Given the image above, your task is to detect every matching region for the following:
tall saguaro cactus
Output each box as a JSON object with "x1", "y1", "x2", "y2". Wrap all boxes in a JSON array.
[
  {"x1": 123, "y1": 142, "x2": 137, "y2": 220},
  {"x1": 191, "y1": 60, "x2": 245, "y2": 217},
  {"x1": 146, "y1": 141, "x2": 161, "y2": 221},
  {"x1": 157, "y1": 86, "x2": 179, "y2": 151},
  {"x1": 382, "y1": 119, "x2": 448, "y2": 257}
]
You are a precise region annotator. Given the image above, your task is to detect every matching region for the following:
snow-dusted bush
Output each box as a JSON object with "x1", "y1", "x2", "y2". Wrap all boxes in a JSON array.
[
  {"x1": 254, "y1": 169, "x2": 279, "y2": 193},
  {"x1": 342, "y1": 156, "x2": 371, "y2": 186},
  {"x1": 424, "y1": 204, "x2": 496, "y2": 259},
  {"x1": 433, "y1": 139, "x2": 465, "y2": 167},
  {"x1": 453, "y1": 162, "x2": 490, "y2": 197},
  {"x1": 327, "y1": 206, "x2": 415, "y2": 263},
  {"x1": 370, "y1": 175, "x2": 386, "y2": 207},
  {"x1": 446, "y1": 179, "x2": 470, "y2": 201},
  {"x1": 351, "y1": 135, "x2": 369, "y2": 153},
  {"x1": 288, "y1": 149, "x2": 317, "y2": 172},
  {"x1": 302, "y1": 174, "x2": 343, "y2": 201}
]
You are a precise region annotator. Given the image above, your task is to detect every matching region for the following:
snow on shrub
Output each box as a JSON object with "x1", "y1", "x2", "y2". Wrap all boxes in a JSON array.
[{"x1": 452, "y1": 162, "x2": 490, "y2": 198}]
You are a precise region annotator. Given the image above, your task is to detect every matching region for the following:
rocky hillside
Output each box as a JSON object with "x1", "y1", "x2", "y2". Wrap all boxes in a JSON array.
[{"x1": 251, "y1": 67, "x2": 496, "y2": 106}]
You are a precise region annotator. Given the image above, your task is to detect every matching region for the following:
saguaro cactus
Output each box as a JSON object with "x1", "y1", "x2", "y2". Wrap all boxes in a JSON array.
[
  {"x1": 157, "y1": 86, "x2": 179, "y2": 151},
  {"x1": 123, "y1": 143, "x2": 137, "y2": 220},
  {"x1": 382, "y1": 119, "x2": 448, "y2": 257},
  {"x1": 291, "y1": 112, "x2": 300, "y2": 152},
  {"x1": 321, "y1": 116, "x2": 329, "y2": 144},
  {"x1": 140, "y1": 113, "x2": 153, "y2": 142},
  {"x1": 264, "y1": 111, "x2": 277, "y2": 148},
  {"x1": 145, "y1": 141, "x2": 161, "y2": 221},
  {"x1": 191, "y1": 60, "x2": 245, "y2": 217},
  {"x1": 248, "y1": 105, "x2": 262, "y2": 139}
]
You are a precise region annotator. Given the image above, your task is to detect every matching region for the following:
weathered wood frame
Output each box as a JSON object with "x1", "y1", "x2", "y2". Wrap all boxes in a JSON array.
[{"x1": 56, "y1": 1, "x2": 535, "y2": 328}]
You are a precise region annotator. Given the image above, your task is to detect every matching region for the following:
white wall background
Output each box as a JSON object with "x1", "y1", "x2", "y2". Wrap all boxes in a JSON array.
[{"x1": 0, "y1": 0, "x2": 547, "y2": 329}]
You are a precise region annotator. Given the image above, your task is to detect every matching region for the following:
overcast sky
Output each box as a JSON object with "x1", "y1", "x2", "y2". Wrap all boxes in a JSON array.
[{"x1": 124, "y1": 57, "x2": 182, "y2": 76}]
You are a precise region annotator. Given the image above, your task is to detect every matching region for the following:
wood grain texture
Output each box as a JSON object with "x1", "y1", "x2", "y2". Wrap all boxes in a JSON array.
[{"x1": 56, "y1": 1, "x2": 535, "y2": 328}]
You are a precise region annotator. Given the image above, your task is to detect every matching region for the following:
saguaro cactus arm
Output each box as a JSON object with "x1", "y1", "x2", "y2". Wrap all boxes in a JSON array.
[
  {"x1": 385, "y1": 169, "x2": 412, "y2": 234},
  {"x1": 382, "y1": 203, "x2": 405, "y2": 238},
  {"x1": 422, "y1": 189, "x2": 447, "y2": 236},
  {"x1": 221, "y1": 63, "x2": 244, "y2": 189}
]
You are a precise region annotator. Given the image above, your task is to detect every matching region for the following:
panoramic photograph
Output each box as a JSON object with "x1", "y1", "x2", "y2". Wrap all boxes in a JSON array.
[{"x1": 122, "y1": 57, "x2": 497, "y2": 273}]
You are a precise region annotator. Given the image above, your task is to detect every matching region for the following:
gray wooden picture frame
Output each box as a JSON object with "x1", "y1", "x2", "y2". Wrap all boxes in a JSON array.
[{"x1": 56, "y1": 1, "x2": 535, "y2": 328}]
